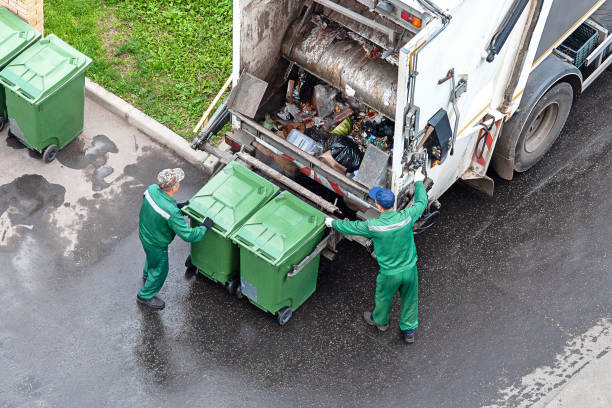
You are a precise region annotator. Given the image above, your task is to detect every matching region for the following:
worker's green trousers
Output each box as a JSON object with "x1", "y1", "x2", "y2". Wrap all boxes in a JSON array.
[
  {"x1": 138, "y1": 242, "x2": 169, "y2": 300},
  {"x1": 372, "y1": 265, "x2": 418, "y2": 331}
]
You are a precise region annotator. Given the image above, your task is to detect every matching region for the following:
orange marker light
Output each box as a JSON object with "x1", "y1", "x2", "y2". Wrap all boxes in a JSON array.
[{"x1": 401, "y1": 11, "x2": 422, "y2": 28}]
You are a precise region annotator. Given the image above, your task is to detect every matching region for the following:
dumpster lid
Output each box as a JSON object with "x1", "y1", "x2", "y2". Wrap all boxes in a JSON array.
[
  {"x1": 0, "y1": 34, "x2": 92, "y2": 103},
  {"x1": 182, "y1": 162, "x2": 279, "y2": 237},
  {"x1": 0, "y1": 7, "x2": 41, "y2": 67},
  {"x1": 231, "y1": 192, "x2": 326, "y2": 265}
]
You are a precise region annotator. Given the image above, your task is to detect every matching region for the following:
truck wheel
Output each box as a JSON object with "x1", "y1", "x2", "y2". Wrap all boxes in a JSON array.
[
  {"x1": 42, "y1": 144, "x2": 59, "y2": 163},
  {"x1": 277, "y1": 307, "x2": 293, "y2": 326},
  {"x1": 514, "y1": 82, "x2": 573, "y2": 172}
]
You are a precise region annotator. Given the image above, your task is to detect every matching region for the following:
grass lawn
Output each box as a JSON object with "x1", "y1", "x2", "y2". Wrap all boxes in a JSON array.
[{"x1": 45, "y1": 0, "x2": 232, "y2": 142}]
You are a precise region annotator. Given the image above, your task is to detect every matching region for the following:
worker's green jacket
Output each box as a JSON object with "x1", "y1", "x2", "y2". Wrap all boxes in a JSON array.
[
  {"x1": 332, "y1": 181, "x2": 428, "y2": 275},
  {"x1": 139, "y1": 184, "x2": 207, "y2": 248}
]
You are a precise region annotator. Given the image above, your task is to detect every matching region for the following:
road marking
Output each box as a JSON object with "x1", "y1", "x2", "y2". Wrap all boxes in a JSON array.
[{"x1": 483, "y1": 318, "x2": 611, "y2": 408}]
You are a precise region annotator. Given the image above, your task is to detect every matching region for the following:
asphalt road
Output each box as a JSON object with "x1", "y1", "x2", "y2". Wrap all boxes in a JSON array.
[{"x1": 0, "y1": 70, "x2": 610, "y2": 407}]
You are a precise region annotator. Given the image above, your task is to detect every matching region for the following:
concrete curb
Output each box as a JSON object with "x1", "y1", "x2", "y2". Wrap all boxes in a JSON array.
[{"x1": 84, "y1": 78, "x2": 219, "y2": 173}]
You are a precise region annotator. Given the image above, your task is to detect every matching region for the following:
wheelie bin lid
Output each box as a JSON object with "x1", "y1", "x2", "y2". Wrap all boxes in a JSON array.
[
  {"x1": 231, "y1": 191, "x2": 326, "y2": 266},
  {"x1": 182, "y1": 161, "x2": 280, "y2": 238},
  {"x1": 0, "y1": 34, "x2": 92, "y2": 104},
  {"x1": 0, "y1": 7, "x2": 41, "y2": 68}
]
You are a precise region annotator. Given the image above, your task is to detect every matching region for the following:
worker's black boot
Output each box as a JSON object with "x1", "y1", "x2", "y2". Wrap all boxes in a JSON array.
[
  {"x1": 363, "y1": 311, "x2": 389, "y2": 331},
  {"x1": 137, "y1": 295, "x2": 165, "y2": 310},
  {"x1": 402, "y1": 329, "x2": 415, "y2": 344}
]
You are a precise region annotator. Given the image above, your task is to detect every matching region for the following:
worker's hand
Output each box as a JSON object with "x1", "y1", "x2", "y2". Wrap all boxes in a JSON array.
[
  {"x1": 325, "y1": 217, "x2": 334, "y2": 228},
  {"x1": 202, "y1": 217, "x2": 214, "y2": 229},
  {"x1": 177, "y1": 200, "x2": 190, "y2": 209},
  {"x1": 414, "y1": 168, "x2": 426, "y2": 183}
]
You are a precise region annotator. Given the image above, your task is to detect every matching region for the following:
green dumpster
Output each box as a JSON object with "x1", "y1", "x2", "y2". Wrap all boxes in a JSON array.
[
  {"x1": 182, "y1": 162, "x2": 279, "y2": 292},
  {"x1": 0, "y1": 34, "x2": 92, "y2": 162},
  {"x1": 0, "y1": 7, "x2": 41, "y2": 129},
  {"x1": 231, "y1": 191, "x2": 326, "y2": 325}
]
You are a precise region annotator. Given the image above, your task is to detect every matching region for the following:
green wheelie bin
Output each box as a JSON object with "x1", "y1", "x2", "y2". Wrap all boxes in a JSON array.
[
  {"x1": 231, "y1": 191, "x2": 326, "y2": 325},
  {"x1": 0, "y1": 7, "x2": 41, "y2": 130},
  {"x1": 0, "y1": 34, "x2": 92, "y2": 162},
  {"x1": 181, "y1": 162, "x2": 279, "y2": 293}
]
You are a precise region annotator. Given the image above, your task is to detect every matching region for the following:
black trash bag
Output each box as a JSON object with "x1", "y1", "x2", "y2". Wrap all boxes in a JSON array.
[
  {"x1": 305, "y1": 128, "x2": 337, "y2": 150},
  {"x1": 330, "y1": 136, "x2": 363, "y2": 172}
]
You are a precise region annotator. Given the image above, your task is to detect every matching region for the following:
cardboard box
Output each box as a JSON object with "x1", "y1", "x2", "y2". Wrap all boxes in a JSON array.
[{"x1": 318, "y1": 150, "x2": 346, "y2": 174}]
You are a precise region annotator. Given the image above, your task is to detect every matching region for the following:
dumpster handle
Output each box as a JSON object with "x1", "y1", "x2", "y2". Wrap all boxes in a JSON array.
[{"x1": 287, "y1": 235, "x2": 330, "y2": 279}]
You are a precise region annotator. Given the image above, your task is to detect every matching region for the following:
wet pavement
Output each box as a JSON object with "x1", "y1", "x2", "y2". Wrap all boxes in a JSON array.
[{"x1": 0, "y1": 70, "x2": 611, "y2": 407}]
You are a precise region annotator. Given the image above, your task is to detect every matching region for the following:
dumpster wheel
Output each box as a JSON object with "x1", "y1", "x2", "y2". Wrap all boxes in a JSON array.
[
  {"x1": 226, "y1": 279, "x2": 238, "y2": 295},
  {"x1": 42, "y1": 144, "x2": 58, "y2": 163},
  {"x1": 184, "y1": 255, "x2": 197, "y2": 278},
  {"x1": 277, "y1": 307, "x2": 293, "y2": 326},
  {"x1": 235, "y1": 284, "x2": 243, "y2": 299}
]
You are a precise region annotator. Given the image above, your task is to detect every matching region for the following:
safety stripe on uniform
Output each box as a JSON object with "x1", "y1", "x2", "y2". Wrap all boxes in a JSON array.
[
  {"x1": 144, "y1": 190, "x2": 170, "y2": 220},
  {"x1": 368, "y1": 216, "x2": 412, "y2": 232}
]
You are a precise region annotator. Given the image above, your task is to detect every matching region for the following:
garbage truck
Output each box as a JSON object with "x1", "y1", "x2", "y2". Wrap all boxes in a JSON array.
[{"x1": 197, "y1": 0, "x2": 612, "y2": 255}]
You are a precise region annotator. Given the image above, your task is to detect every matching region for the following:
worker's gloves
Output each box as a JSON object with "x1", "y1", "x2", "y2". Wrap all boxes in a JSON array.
[
  {"x1": 325, "y1": 217, "x2": 334, "y2": 228},
  {"x1": 202, "y1": 217, "x2": 214, "y2": 229},
  {"x1": 414, "y1": 169, "x2": 426, "y2": 183},
  {"x1": 177, "y1": 200, "x2": 190, "y2": 209}
]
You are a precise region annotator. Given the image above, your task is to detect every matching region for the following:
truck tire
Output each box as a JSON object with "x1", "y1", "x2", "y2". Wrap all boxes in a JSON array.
[{"x1": 514, "y1": 82, "x2": 573, "y2": 172}]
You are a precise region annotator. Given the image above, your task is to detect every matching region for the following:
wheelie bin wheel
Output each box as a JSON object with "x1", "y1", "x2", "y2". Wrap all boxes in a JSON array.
[
  {"x1": 0, "y1": 116, "x2": 5, "y2": 132},
  {"x1": 235, "y1": 284, "x2": 243, "y2": 299},
  {"x1": 226, "y1": 279, "x2": 238, "y2": 295},
  {"x1": 42, "y1": 144, "x2": 59, "y2": 163},
  {"x1": 184, "y1": 254, "x2": 196, "y2": 278},
  {"x1": 277, "y1": 307, "x2": 293, "y2": 326}
]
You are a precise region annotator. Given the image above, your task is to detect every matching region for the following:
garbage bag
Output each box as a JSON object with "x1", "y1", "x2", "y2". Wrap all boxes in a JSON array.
[{"x1": 331, "y1": 136, "x2": 363, "y2": 172}]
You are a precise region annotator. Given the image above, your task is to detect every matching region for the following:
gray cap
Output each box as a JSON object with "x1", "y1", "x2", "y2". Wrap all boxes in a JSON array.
[{"x1": 157, "y1": 168, "x2": 185, "y2": 189}]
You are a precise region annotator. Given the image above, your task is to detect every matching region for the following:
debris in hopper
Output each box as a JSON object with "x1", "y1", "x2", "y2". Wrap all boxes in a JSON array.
[
  {"x1": 330, "y1": 117, "x2": 352, "y2": 135},
  {"x1": 267, "y1": 70, "x2": 393, "y2": 172},
  {"x1": 313, "y1": 84, "x2": 337, "y2": 118},
  {"x1": 287, "y1": 129, "x2": 324, "y2": 156},
  {"x1": 286, "y1": 80, "x2": 295, "y2": 101},
  {"x1": 319, "y1": 150, "x2": 347, "y2": 173},
  {"x1": 330, "y1": 136, "x2": 363, "y2": 172}
]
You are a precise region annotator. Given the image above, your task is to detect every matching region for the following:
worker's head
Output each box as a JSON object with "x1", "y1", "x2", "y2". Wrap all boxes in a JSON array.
[
  {"x1": 157, "y1": 168, "x2": 185, "y2": 196},
  {"x1": 369, "y1": 186, "x2": 395, "y2": 211}
]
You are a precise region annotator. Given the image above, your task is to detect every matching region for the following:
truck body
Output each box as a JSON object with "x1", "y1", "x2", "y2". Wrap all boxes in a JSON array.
[{"x1": 210, "y1": 0, "x2": 611, "y2": 239}]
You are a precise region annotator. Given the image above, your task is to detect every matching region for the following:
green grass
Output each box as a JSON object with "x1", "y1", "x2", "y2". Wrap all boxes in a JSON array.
[{"x1": 45, "y1": 0, "x2": 233, "y2": 141}]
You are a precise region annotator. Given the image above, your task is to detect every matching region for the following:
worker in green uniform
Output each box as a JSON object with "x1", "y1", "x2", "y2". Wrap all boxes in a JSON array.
[
  {"x1": 137, "y1": 168, "x2": 214, "y2": 310},
  {"x1": 325, "y1": 170, "x2": 428, "y2": 343}
]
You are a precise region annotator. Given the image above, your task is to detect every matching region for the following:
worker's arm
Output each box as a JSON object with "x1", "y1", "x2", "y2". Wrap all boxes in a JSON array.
[
  {"x1": 331, "y1": 219, "x2": 373, "y2": 238},
  {"x1": 168, "y1": 212, "x2": 207, "y2": 243},
  {"x1": 405, "y1": 180, "x2": 428, "y2": 220}
]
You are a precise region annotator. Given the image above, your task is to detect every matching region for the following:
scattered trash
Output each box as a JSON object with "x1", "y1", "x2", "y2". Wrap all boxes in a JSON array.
[
  {"x1": 259, "y1": 69, "x2": 393, "y2": 175},
  {"x1": 287, "y1": 129, "x2": 324, "y2": 156},
  {"x1": 330, "y1": 117, "x2": 351, "y2": 135}
]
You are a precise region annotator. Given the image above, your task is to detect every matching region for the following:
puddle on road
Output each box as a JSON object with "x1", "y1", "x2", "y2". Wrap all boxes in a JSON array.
[
  {"x1": 57, "y1": 135, "x2": 118, "y2": 169},
  {"x1": 56, "y1": 135, "x2": 119, "y2": 192},
  {"x1": 0, "y1": 175, "x2": 65, "y2": 249},
  {"x1": 5, "y1": 134, "x2": 42, "y2": 159}
]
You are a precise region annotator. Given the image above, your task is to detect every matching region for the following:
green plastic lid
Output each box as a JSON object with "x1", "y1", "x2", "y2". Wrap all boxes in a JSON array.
[
  {"x1": 231, "y1": 191, "x2": 325, "y2": 265},
  {"x1": 0, "y1": 7, "x2": 41, "y2": 67},
  {"x1": 0, "y1": 34, "x2": 92, "y2": 103},
  {"x1": 182, "y1": 162, "x2": 280, "y2": 237}
]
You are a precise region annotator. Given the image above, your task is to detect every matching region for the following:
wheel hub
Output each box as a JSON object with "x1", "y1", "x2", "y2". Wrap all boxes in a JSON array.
[{"x1": 524, "y1": 103, "x2": 559, "y2": 153}]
